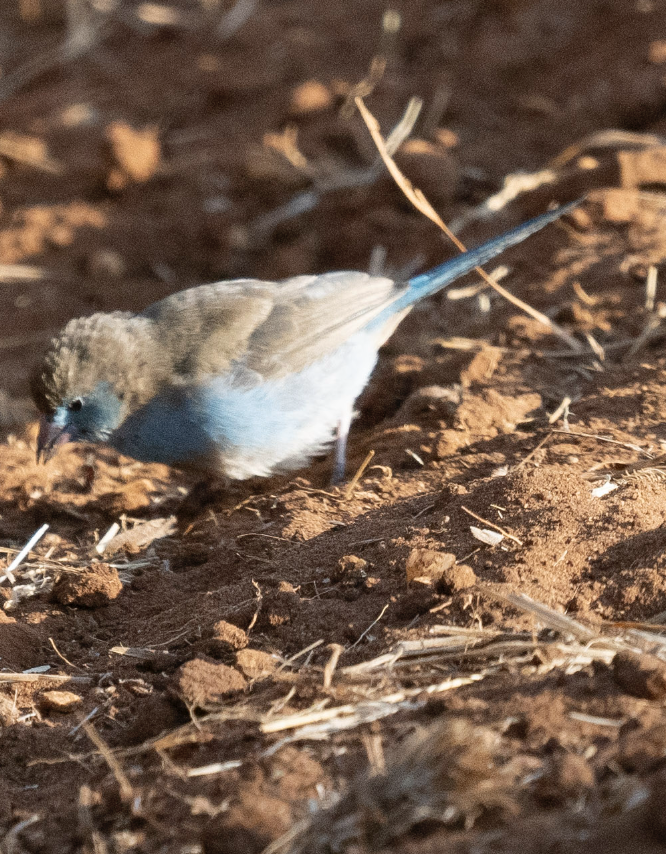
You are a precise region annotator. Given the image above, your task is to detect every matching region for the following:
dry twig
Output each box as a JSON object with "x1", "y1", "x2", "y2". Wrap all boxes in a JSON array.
[
  {"x1": 344, "y1": 450, "x2": 375, "y2": 499},
  {"x1": 461, "y1": 505, "x2": 523, "y2": 546},
  {"x1": 355, "y1": 96, "x2": 582, "y2": 352},
  {"x1": 83, "y1": 722, "x2": 134, "y2": 804}
]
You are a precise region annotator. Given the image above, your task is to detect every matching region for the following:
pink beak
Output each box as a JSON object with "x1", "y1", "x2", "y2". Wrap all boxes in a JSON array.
[{"x1": 36, "y1": 416, "x2": 73, "y2": 463}]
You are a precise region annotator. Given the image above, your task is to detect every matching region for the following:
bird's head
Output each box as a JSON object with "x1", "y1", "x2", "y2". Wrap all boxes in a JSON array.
[{"x1": 31, "y1": 311, "x2": 162, "y2": 461}]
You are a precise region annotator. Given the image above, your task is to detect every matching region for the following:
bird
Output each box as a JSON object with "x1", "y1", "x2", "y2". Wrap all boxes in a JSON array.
[{"x1": 32, "y1": 201, "x2": 577, "y2": 485}]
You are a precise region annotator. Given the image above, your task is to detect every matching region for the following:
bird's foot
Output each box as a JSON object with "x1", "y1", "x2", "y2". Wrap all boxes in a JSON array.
[{"x1": 176, "y1": 478, "x2": 229, "y2": 526}]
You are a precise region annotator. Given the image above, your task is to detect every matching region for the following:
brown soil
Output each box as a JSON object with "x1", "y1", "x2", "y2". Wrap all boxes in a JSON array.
[{"x1": 4, "y1": 1, "x2": 666, "y2": 852}]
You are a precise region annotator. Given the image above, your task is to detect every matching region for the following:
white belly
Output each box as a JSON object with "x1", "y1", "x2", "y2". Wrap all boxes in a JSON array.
[{"x1": 199, "y1": 332, "x2": 379, "y2": 479}]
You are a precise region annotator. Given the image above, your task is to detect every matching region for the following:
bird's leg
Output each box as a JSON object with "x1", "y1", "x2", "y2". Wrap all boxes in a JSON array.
[
  {"x1": 332, "y1": 408, "x2": 353, "y2": 484},
  {"x1": 177, "y1": 476, "x2": 229, "y2": 526}
]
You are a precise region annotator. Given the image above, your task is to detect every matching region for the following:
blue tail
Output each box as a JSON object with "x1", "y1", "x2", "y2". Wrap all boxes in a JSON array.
[{"x1": 373, "y1": 199, "x2": 580, "y2": 324}]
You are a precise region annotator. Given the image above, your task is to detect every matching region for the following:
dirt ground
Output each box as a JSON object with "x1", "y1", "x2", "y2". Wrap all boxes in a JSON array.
[{"x1": 7, "y1": 1, "x2": 666, "y2": 852}]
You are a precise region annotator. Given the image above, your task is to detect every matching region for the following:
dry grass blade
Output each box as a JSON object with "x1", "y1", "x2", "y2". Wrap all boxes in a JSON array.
[
  {"x1": 0, "y1": 264, "x2": 44, "y2": 282},
  {"x1": 95, "y1": 522, "x2": 120, "y2": 555},
  {"x1": 553, "y1": 428, "x2": 648, "y2": 455},
  {"x1": 0, "y1": 132, "x2": 62, "y2": 174},
  {"x1": 78, "y1": 784, "x2": 109, "y2": 854},
  {"x1": 347, "y1": 602, "x2": 389, "y2": 651},
  {"x1": 453, "y1": 169, "x2": 559, "y2": 230},
  {"x1": 624, "y1": 313, "x2": 663, "y2": 362},
  {"x1": 276, "y1": 639, "x2": 324, "y2": 672},
  {"x1": 624, "y1": 266, "x2": 666, "y2": 361},
  {"x1": 2, "y1": 815, "x2": 42, "y2": 854},
  {"x1": 583, "y1": 451, "x2": 666, "y2": 486},
  {"x1": 619, "y1": 466, "x2": 666, "y2": 485},
  {"x1": 110, "y1": 646, "x2": 163, "y2": 660},
  {"x1": 261, "y1": 673, "x2": 488, "y2": 738},
  {"x1": 548, "y1": 395, "x2": 572, "y2": 425},
  {"x1": 550, "y1": 128, "x2": 666, "y2": 168},
  {"x1": 340, "y1": 9, "x2": 401, "y2": 115},
  {"x1": 246, "y1": 580, "x2": 263, "y2": 635},
  {"x1": 251, "y1": 98, "x2": 421, "y2": 238},
  {"x1": 338, "y1": 628, "x2": 619, "y2": 683},
  {"x1": 186, "y1": 759, "x2": 243, "y2": 777},
  {"x1": 217, "y1": 0, "x2": 257, "y2": 39},
  {"x1": 355, "y1": 96, "x2": 582, "y2": 352},
  {"x1": 83, "y1": 722, "x2": 133, "y2": 804},
  {"x1": 344, "y1": 450, "x2": 375, "y2": 499},
  {"x1": 646, "y1": 264, "x2": 658, "y2": 311},
  {"x1": 0, "y1": 673, "x2": 92, "y2": 684},
  {"x1": 490, "y1": 589, "x2": 602, "y2": 643},
  {"x1": 568, "y1": 711, "x2": 624, "y2": 727},
  {"x1": 49, "y1": 637, "x2": 79, "y2": 670},
  {"x1": 1, "y1": 524, "x2": 49, "y2": 585},
  {"x1": 323, "y1": 643, "x2": 344, "y2": 689},
  {"x1": 514, "y1": 432, "x2": 553, "y2": 470},
  {"x1": 449, "y1": 129, "x2": 664, "y2": 233},
  {"x1": 435, "y1": 336, "x2": 511, "y2": 352},
  {"x1": 0, "y1": 0, "x2": 107, "y2": 103},
  {"x1": 461, "y1": 505, "x2": 523, "y2": 546}
]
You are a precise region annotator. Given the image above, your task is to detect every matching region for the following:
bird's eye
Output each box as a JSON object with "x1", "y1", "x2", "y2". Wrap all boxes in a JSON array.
[{"x1": 69, "y1": 398, "x2": 83, "y2": 413}]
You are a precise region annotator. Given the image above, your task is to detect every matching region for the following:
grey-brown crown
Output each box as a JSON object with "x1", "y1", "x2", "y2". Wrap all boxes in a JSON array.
[{"x1": 31, "y1": 311, "x2": 167, "y2": 415}]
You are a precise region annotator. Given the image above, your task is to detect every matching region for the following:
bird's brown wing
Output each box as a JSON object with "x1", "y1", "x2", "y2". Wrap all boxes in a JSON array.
[
  {"x1": 142, "y1": 272, "x2": 403, "y2": 381},
  {"x1": 141, "y1": 280, "x2": 276, "y2": 378},
  {"x1": 245, "y1": 272, "x2": 403, "y2": 377}
]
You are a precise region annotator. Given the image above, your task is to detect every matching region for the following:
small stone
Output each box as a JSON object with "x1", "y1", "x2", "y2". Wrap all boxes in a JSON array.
[
  {"x1": 395, "y1": 385, "x2": 460, "y2": 427},
  {"x1": 460, "y1": 348, "x2": 502, "y2": 387},
  {"x1": 614, "y1": 650, "x2": 666, "y2": 700},
  {"x1": 175, "y1": 657, "x2": 246, "y2": 709},
  {"x1": 338, "y1": 555, "x2": 367, "y2": 573},
  {"x1": 436, "y1": 563, "x2": 478, "y2": 594},
  {"x1": 106, "y1": 121, "x2": 161, "y2": 184},
  {"x1": 47, "y1": 223, "x2": 74, "y2": 247},
  {"x1": 534, "y1": 752, "x2": 595, "y2": 805},
  {"x1": 333, "y1": 555, "x2": 368, "y2": 585},
  {"x1": 434, "y1": 128, "x2": 459, "y2": 148},
  {"x1": 236, "y1": 648, "x2": 278, "y2": 680},
  {"x1": 649, "y1": 39, "x2": 666, "y2": 64},
  {"x1": 39, "y1": 690, "x2": 83, "y2": 714},
  {"x1": 53, "y1": 563, "x2": 122, "y2": 608},
  {"x1": 289, "y1": 80, "x2": 333, "y2": 114},
  {"x1": 212, "y1": 621, "x2": 247, "y2": 650},
  {"x1": 257, "y1": 582, "x2": 300, "y2": 630},
  {"x1": 405, "y1": 548, "x2": 456, "y2": 585},
  {"x1": 0, "y1": 694, "x2": 19, "y2": 726},
  {"x1": 87, "y1": 248, "x2": 126, "y2": 279},
  {"x1": 618, "y1": 723, "x2": 666, "y2": 774}
]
